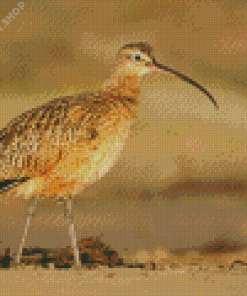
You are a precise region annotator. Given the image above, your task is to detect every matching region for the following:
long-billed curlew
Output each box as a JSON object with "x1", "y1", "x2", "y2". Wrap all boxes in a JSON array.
[{"x1": 0, "y1": 42, "x2": 219, "y2": 268}]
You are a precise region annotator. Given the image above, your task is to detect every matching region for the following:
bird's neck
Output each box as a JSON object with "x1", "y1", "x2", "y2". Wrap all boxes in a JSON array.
[{"x1": 101, "y1": 74, "x2": 141, "y2": 104}]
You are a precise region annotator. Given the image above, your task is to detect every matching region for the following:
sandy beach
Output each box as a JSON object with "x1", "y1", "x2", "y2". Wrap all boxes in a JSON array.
[{"x1": 0, "y1": 263, "x2": 246, "y2": 296}]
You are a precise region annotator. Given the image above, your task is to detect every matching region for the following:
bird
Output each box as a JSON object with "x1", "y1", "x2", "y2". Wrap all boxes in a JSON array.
[{"x1": 0, "y1": 42, "x2": 219, "y2": 269}]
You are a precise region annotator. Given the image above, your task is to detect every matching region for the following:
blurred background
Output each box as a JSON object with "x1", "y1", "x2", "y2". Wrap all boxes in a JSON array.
[{"x1": 0, "y1": 0, "x2": 246, "y2": 261}]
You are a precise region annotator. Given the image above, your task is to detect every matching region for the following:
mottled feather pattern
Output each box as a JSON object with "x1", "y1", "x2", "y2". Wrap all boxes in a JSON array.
[{"x1": 0, "y1": 90, "x2": 137, "y2": 181}]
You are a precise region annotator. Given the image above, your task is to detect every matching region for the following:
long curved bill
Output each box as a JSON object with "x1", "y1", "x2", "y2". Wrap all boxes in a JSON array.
[{"x1": 152, "y1": 60, "x2": 219, "y2": 109}]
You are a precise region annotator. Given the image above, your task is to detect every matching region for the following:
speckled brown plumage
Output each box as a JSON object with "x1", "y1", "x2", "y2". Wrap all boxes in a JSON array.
[{"x1": 0, "y1": 90, "x2": 137, "y2": 181}]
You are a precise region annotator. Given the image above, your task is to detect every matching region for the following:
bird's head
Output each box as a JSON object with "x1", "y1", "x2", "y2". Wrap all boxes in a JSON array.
[{"x1": 115, "y1": 42, "x2": 161, "y2": 77}]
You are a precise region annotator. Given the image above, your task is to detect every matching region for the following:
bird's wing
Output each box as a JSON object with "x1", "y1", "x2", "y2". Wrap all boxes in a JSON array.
[{"x1": 0, "y1": 92, "x2": 100, "y2": 181}]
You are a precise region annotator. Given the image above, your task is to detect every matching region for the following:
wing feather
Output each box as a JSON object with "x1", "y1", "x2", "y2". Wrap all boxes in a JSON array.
[{"x1": 0, "y1": 92, "x2": 99, "y2": 180}]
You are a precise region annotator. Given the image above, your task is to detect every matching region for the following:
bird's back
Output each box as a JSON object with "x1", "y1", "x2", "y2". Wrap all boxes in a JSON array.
[
  {"x1": 0, "y1": 90, "x2": 136, "y2": 199},
  {"x1": 0, "y1": 92, "x2": 91, "y2": 180}
]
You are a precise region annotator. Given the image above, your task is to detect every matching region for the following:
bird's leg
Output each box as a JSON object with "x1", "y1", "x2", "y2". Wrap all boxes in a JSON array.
[
  {"x1": 15, "y1": 196, "x2": 39, "y2": 266},
  {"x1": 64, "y1": 199, "x2": 81, "y2": 268}
]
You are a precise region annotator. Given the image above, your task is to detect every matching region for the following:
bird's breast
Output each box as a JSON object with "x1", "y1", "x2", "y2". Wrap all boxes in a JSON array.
[{"x1": 67, "y1": 119, "x2": 133, "y2": 195}]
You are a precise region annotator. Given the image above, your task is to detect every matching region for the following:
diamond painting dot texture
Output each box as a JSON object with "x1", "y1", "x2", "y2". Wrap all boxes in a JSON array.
[{"x1": 0, "y1": 1, "x2": 246, "y2": 295}]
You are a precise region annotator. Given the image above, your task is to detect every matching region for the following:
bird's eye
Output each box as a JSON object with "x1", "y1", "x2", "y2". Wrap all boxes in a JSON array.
[{"x1": 133, "y1": 54, "x2": 141, "y2": 61}]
